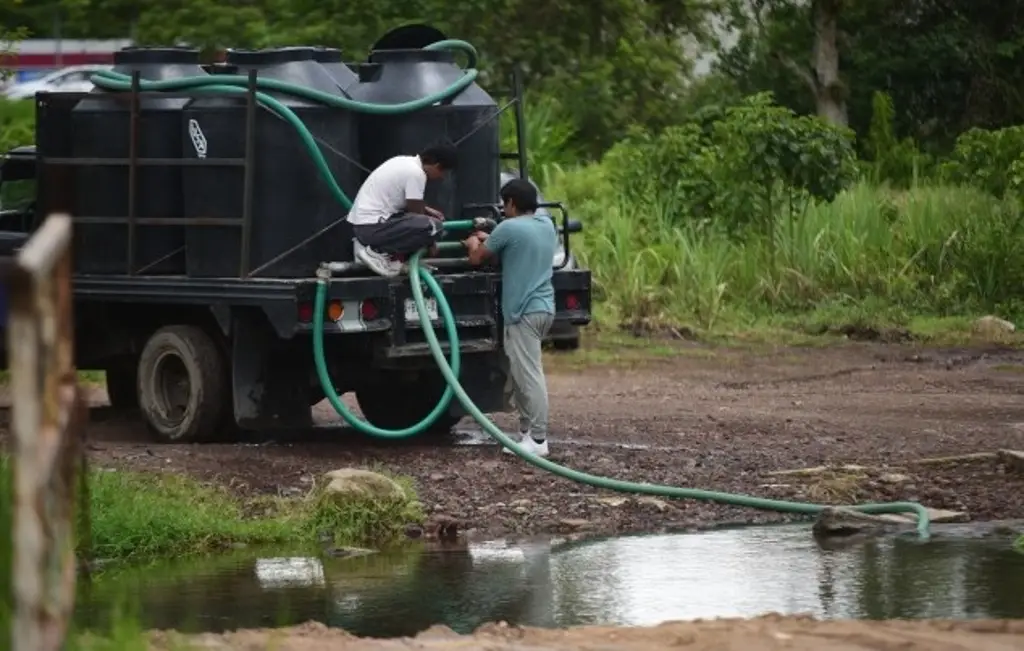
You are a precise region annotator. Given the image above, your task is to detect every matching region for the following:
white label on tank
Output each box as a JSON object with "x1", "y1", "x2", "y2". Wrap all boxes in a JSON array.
[{"x1": 188, "y1": 119, "x2": 208, "y2": 158}]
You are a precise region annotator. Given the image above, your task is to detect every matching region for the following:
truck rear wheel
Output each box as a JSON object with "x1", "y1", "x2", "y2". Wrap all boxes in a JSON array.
[
  {"x1": 137, "y1": 325, "x2": 227, "y2": 443},
  {"x1": 355, "y1": 374, "x2": 461, "y2": 436}
]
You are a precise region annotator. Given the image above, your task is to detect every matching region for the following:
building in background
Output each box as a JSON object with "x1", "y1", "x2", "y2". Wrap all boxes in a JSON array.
[{"x1": 4, "y1": 38, "x2": 133, "y2": 83}]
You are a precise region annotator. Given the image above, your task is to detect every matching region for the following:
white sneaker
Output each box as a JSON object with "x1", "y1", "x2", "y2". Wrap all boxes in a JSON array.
[
  {"x1": 354, "y1": 240, "x2": 401, "y2": 277},
  {"x1": 502, "y1": 431, "x2": 550, "y2": 458}
]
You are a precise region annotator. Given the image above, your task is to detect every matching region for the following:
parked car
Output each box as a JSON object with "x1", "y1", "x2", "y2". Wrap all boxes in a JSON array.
[
  {"x1": 3, "y1": 65, "x2": 111, "y2": 100},
  {"x1": 499, "y1": 171, "x2": 581, "y2": 351}
]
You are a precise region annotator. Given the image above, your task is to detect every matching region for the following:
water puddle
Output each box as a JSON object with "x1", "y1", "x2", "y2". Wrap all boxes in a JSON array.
[{"x1": 75, "y1": 523, "x2": 1024, "y2": 637}]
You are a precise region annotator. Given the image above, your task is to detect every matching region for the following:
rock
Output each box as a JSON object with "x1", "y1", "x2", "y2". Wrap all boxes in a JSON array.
[
  {"x1": 325, "y1": 546, "x2": 376, "y2": 558},
  {"x1": 404, "y1": 524, "x2": 424, "y2": 539},
  {"x1": 425, "y1": 515, "x2": 460, "y2": 541},
  {"x1": 879, "y1": 473, "x2": 910, "y2": 484},
  {"x1": 559, "y1": 518, "x2": 591, "y2": 531},
  {"x1": 998, "y1": 449, "x2": 1024, "y2": 474},
  {"x1": 322, "y1": 468, "x2": 407, "y2": 501},
  {"x1": 595, "y1": 496, "x2": 628, "y2": 507},
  {"x1": 813, "y1": 506, "x2": 969, "y2": 538},
  {"x1": 972, "y1": 315, "x2": 1016, "y2": 338},
  {"x1": 637, "y1": 497, "x2": 671, "y2": 511}
]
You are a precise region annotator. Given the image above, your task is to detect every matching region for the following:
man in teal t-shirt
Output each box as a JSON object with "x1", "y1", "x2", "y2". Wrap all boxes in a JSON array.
[{"x1": 463, "y1": 179, "x2": 556, "y2": 457}]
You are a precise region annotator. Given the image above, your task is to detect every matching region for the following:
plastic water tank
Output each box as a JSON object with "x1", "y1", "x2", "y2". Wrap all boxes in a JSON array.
[
  {"x1": 71, "y1": 46, "x2": 207, "y2": 275},
  {"x1": 182, "y1": 47, "x2": 361, "y2": 278},
  {"x1": 347, "y1": 46, "x2": 499, "y2": 221},
  {"x1": 311, "y1": 47, "x2": 358, "y2": 93}
]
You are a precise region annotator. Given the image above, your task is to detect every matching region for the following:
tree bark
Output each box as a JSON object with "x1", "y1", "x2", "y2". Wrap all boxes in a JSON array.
[{"x1": 811, "y1": 0, "x2": 847, "y2": 126}]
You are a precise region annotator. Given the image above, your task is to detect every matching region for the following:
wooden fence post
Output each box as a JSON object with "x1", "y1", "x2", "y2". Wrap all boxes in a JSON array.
[{"x1": 6, "y1": 214, "x2": 85, "y2": 651}]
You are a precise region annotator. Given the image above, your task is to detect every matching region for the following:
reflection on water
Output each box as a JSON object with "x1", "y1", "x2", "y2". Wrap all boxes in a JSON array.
[{"x1": 76, "y1": 523, "x2": 1024, "y2": 637}]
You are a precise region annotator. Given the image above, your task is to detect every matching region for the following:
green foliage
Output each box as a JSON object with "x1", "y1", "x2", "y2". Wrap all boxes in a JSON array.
[
  {"x1": 941, "y1": 126, "x2": 1024, "y2": 198},
  {"x1": 12, "y1": 0, "x2": 727, "y2": 162},
  {"x1": 718, "y1": 0, "x2": 1024, "y2": 153},
  {"x1": 605, "y1": 93, "x2": 858, "y2": 235},
  {"x1": 863, "y1": 92, "x2": 930, "y2": 187},
  {"x1": 0, "y1": 99, "x2": 33, "y2": 152}
]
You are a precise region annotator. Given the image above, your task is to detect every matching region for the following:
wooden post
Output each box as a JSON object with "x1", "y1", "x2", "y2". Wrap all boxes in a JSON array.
[{"x1": 6, "y1": 214, "x2": 85, "y2": 651}]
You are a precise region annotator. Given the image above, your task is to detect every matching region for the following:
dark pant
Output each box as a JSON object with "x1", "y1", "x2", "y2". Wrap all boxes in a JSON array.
[{"x1": 353, "y1": 212, "x2": 442, "y2": 258}]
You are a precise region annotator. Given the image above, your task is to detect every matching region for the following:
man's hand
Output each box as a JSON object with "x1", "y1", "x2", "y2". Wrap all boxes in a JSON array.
[
  {"x1": 424, "y1": 206, "x2": 445, "y2": 220},
  {"x1": 463, "y1": 233, "x2": 482, "y2": 250}
]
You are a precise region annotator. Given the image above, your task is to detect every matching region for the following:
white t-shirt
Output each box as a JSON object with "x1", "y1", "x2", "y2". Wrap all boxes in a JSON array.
[{"x1": 347, "y1": 155, "x2": 427, "y2": 226}]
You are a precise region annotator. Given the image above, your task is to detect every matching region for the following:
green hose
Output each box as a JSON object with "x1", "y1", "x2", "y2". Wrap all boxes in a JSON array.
[{"x1": 94, "y1": 39, "x2": 933, "y2": 537}]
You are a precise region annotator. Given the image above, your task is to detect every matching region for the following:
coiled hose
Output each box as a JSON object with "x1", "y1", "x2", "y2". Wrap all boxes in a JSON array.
[{"x1": 91, "y1": 42, "x2": 932, "y2": 537}]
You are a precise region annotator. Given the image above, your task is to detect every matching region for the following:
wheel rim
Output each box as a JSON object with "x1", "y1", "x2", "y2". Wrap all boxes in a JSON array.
[{"x1": 152, "y1": 351, "x2": 191, "y2": 424}]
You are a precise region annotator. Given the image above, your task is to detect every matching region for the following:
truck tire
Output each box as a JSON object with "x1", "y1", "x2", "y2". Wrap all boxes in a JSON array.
[
  {"x1": 137, "y1": 325, "x2": 227, "y2": 443},
  {"x1": 355, "y1": 376, "x2": 461, "y2": 436},
  {"x1": 103, "y1": 360, "x2": 138, "y2": 409}
]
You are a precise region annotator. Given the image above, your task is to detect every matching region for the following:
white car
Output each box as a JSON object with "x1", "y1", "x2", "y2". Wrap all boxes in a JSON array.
[{"x1": 4, "y1": 65, "x2": 112, "y2": 100}]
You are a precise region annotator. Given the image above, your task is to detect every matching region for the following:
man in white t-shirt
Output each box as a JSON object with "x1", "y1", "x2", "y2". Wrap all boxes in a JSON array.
[{"x1": 347, "y1": 143, "x2": 458, "y2": 277}]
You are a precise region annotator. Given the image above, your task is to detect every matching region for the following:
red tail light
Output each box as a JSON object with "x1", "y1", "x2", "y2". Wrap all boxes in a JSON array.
[
  {"x1": 565, "y1": 293, "x2": 580, "y2": 310},
  {"x1": 297, "y1": 302, "x2": 314, "y2": 323},
  {"x1": 360, "y1": 300, "x2": 379, "y2": 321}
]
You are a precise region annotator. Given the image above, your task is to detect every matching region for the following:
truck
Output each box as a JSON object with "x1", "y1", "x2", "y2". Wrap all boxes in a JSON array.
[{"x1": 0, "y1": 32, "x2": 592, "y2": 443}]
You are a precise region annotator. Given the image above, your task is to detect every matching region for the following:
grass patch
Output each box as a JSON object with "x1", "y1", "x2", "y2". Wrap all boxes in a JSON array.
[
  {"x1": 1, "y1": 457, "x2": 424, "y2": 562},
  {"x1": 0, "y1": 369, "x2": 106, "y2": 386}
]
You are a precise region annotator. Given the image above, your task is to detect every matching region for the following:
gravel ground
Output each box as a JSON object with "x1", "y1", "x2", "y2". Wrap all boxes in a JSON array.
[{"x1": 56, "y1": 341, "x2": 1024, "y2": 540}]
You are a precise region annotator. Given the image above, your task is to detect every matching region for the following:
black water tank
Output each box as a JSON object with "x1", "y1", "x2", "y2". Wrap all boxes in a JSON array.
[
  {"x1": 182, "y1": 47, "x2": 361, "y2": 278},
  {"x1": 311, "y1": 47, "x2": 358, "y2": 93},
  {"x1": 347, "y1": 48, "x2": 499, "y2": 221},
  {"x1": 71, "y1": 46, "x2": 206, "y2": 275}
]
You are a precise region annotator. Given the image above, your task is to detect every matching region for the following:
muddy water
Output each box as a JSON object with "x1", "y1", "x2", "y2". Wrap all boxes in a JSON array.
[{"x1": 75, "y1": 523, "x2": 1024, "y2": 638}]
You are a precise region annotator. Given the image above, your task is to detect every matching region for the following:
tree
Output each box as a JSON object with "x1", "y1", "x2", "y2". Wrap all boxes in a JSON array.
[{"x1": 24, "y1": 0, "x2": 728, "y2": 158}]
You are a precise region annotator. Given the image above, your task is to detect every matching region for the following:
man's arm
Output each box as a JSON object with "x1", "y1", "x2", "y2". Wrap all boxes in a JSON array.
[
  {"x1": 464, "y1": 234, "x2": 492, "y2": 266},
  {"x1": 465, "y1": 222, "x2": 509, "y2": 266},
  {"x1": 403, "y1": 170, "x2": 432, "y2": 216}
]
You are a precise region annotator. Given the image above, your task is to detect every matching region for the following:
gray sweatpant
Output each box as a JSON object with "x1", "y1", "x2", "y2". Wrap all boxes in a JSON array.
[{"x1": 504, "y1": 312, "x2": 554, "y2": 440}]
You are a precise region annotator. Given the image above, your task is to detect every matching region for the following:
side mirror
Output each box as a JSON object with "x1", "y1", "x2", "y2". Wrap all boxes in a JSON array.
[{"x1": 563, "y1": 219, "x2": 582, "y2": 234}]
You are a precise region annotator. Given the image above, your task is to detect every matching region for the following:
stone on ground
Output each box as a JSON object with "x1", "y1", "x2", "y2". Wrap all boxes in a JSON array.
[{"x1": 323, "y1": 468, "x2": 407, "y2": 501}]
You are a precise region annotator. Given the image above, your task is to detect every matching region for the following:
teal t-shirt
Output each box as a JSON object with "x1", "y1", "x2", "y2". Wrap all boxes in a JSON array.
[{"x1": 484, "y1": 214, "x2": 556, "y2": 324}]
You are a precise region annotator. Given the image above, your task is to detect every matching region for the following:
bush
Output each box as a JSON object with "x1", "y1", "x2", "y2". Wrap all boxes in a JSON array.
[
  {"x1": 603, "y1": 93, "x2": 859, "y2": 236},
  {"x1": 0, "y1": 98, "x2": 33, "y2": 153},
  {"x1": 940, "y1": 125, "x2": 1024, "y2": 197}
]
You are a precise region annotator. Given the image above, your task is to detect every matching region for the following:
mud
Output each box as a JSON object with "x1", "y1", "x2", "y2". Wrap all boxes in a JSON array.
[
  {"x1": 16, "y1": 342, "x2": 1024, "y2": 539},
  {"x1": 144, "y1": 617, "x2": 1024, "y2": 650}
]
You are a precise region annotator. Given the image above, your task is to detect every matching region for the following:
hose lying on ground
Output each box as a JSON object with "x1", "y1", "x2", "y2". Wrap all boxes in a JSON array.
[{"x1": 92, "y1": 40, "x2": 934, "y2": 538}]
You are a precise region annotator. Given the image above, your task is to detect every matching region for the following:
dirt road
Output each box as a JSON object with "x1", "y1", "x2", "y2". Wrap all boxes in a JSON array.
[
  {"x1": 73, "y1": 343, "x2": 1024, "y2": 538},
  {"x1": 146, "y1": 617, "x2": 1024, "y2": 651}
]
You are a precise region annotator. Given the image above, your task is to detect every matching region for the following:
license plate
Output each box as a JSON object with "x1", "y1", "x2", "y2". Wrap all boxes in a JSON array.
[{"x1": 404, "y1": 297, "x2": 439, "y2": 323}]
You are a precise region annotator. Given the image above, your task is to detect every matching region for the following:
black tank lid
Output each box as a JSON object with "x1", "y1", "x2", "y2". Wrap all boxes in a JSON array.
[
  {"x1": 311, "y1": 47, "x2": 344, "y2": 63},
  {"x1": 372, "y1": 24, "x2": 448, "y2": 52},
  {"x1": 227, "y1": 46, "x2": 316, "y2": 66},
  {"x1": 114, "y1": 46, "x2": 201, "y2": 65},
  {"x1": 368, "y1": 49, "x2": 456, "y2": 64}
]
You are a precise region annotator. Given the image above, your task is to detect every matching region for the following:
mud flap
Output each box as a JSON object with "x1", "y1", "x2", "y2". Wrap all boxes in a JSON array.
[{"x1": 232, "y1": 312, "x2": 314, "y2": 431}]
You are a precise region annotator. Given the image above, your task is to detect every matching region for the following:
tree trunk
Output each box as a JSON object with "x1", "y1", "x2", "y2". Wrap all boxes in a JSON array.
[{"x1": 811, "y1": 0, "x2": 847, "y2": 126}]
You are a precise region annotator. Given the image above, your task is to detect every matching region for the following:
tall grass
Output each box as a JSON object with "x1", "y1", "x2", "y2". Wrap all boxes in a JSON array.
[{"x1": 548, "y1": 167, "x2": 1024, "y2": 330}]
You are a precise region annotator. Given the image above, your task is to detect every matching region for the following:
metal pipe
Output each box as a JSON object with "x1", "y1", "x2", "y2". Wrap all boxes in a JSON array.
[
  {"x1": 126, "y1": 71, "x2": 141, "y2": 274},
  {"x1": 239, "y1": 69, "x2": 258, "y2": 277}
]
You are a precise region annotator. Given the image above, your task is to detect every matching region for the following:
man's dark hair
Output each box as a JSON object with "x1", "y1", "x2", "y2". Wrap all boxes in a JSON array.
[
  {"x1": 500, "y1": 179, "x2": 539, "y2": 213},
  {"x1": 420, "y1": 143, "x2": 459, "y2": 170}
]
